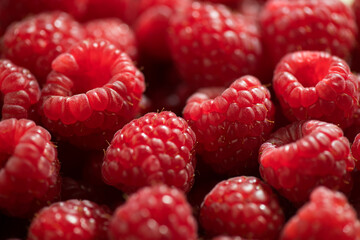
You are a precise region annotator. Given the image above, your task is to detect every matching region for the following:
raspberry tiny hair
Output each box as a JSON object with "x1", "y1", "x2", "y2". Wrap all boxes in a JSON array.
[
  {"x1": 168, "y1": 1, "x2": 263, "y2": 89},
  {"x1": 260, "y1": 0, "x2": 357, "y2": 66},
  {"x1": 2, "y1": 11, "x2": 86, "y2": 85},
  {"x1": 38, "y1": 39, "x2": 145, "y2": 149},
  {"x1": 182, "y1": 75, "x2": 274, "y2": 175},
  {"x1": 27, "y1": 199, "x2": 111, "y2": 240},
  {"x1": 84, "y1": 18, "x2": 138, "y2": 60},
  {"x1": 280, "y1": 186, "x2": 360, "y2": 240},
  {"x1": 0, "y1": 59, "x2": 41, "y2": 120},
  {"x1": 102, "y1": 111, "x2": 196, "y2": 193},
  {"x1": 200, "y1": 176, "x2": 284, "y2": 240},
  {"x1": 109, "y1": 184, "x2": 198, "y2": 240},
  {"x1": 273, "y1": 51, "x2": 358, "y2": 129},
  {"x1": 259, "y1": 120, "x2": 354, "y2": 205},
  {"x1": 0, "y1": 118, "x2": 60, "y2": 218}
]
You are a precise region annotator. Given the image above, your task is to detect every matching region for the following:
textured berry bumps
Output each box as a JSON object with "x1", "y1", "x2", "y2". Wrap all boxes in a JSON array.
[
  {"x1": 168, "y1": 2, "x2": 263, "y2": 88},
  {"x1": 260, "y1": 0, "x2": 357, "y2": 66},
  {"x1": 102, "y1": 111, "x2": 196, "y2": 193},
  {"x1": 259, "y1": 120, "x2": 354, "y2": 205},
  {"x1": 0, "y1": 60, "x2": 41, "y2": 120},
  {"x1": 273, "y1": 51, "x2": 358, "y2": 128},
  {"x1": 28, "y1": 199, "x2": 110, "y2": 240},
  {"x1": 2, "y1": 11, "x2": 86, "y2": 84},
  {"x1": 200, "y1": 176, "x2": 284, "y2": 239},
  {"x1": 183, "y1": 75, "x2": 274, "y2": 175},
  {"x1": 280, "y1": 187, "x2": 360, "y2": 240},
  {"x1": 109, "y1": 185, "x2": 198, "y2": 240},
  {"x1": 38, "y1": 39, "x2": 145, "y2": 149},
  {"x1": 351, "y1": 133, "x2": 360, "y2": 169},
  {"x1": 0, "y1": 118, "x2": 60, "y2": 217}
]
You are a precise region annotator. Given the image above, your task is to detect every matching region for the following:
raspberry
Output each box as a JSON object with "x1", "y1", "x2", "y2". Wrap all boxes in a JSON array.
[
  {"x1": 0, "y1": 60, "x2": 41, "y2": 120},
  {"x1": 84, "y1": 18, "x2": 138, "y2": 60},
  {"x1": 168, "y1": 2, "x2": 263, "y2": 89},
  {"x1": 2, "y1": 11, "x2": 86, "y2": 84},
  {"x1": 182, "y1": 75, "x2": 274, "y2": 175},
  {"x1": 200, "y1": 176, "x2": 284, "y2": 239},
  {"x1": 38, "y1": 39, "x2": 145, "y2": 149},
  {"x1": 280, "y1": 186, "x2": 360, "y2": 240},
  {"x1": 259, "y1": 120, "x2": 354, "y2": 205},
  {"x1": 27, "y1": 199, "x2": 111, "y2": 240},
  {"x1": 0, "y1": 118, "x2": 60, "y2": 217},
  {"x1": 102, "y1": 111, "x2": 196, "y2": 193},
  {"x1": 273, "y1": 51, "x2": 358, "y2": 129},
  {"x1": 260, "y1": 0, "x2": 357, "y2": 66},
  {"x1": 351, "y1": 133, "x2": 360, "y2": 169},
  {"x1": 109, "y1": 184, "x2": 198, "y2": 240}
]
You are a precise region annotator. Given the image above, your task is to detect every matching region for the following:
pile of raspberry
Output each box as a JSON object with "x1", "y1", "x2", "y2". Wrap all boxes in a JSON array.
[{"x1": 3, "y1": 0, "x2": 360, "y2": 239}]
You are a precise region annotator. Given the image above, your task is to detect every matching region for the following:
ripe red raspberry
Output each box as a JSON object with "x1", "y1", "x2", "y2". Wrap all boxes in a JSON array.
[
  {"x1": 280, "y1": 186, "x2": 360, "y2": 240},
  {"x1": 102, "y1": 111, "x2": 196, "y2": 193},
  {"x1": 273, "y1": 51, "x2": 358, "y2": 129},
  {"x1": 200, "y1": 176, "x2": 284, "y2": 240},
  {"x1": 351, "y1": 133, "x2": 360, "y2": 169},
  {"x1": 84, "y1": 18, "x2": 138, "y2": 60},
  {"x1": 28, "y1": 199, "x2": 111, "y2": 240},
  {"x1": 168, "y1": 2, "x2": 263, "y2": 89},
  {"x1": 183, "y1": 75, "x2": 274, "y2": 175},
  {"x1": 260, "y1": 0, "x2": 357, "y2": 66},
  {"x1": 259, "y1": 120, "x2": 354, "y2": 205},
  {"x1": 0, "y1": 60, "x2": 41, "y2": 120},
  {"x1": 109, "y1": 184, "x2": 198, "y2": 240},
  {"x1": 0, "y1": 118, "x2": 60, "y2": 217},
  {"x1": 2, "y1": 11, "x2": 86, "y2": 84},
  {"x1": 38, "y1": 39, "x2": 145, "y2": 149}
]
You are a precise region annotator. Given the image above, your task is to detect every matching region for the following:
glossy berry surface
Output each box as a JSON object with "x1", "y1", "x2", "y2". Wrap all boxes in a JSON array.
[
  {"x1": 280, "y1": 187, "x2": 360, "y2": 240},
  {"x1": 28, "y1": 199, "x2": 110, "y2": 240},
  {"x1": 39, "y1": 39, "x2": 145, "y2": 149},
  {"x1": 109, "y1": 185, "x2": 198, "y2": 240},
  {"x1": 259, "y1": 120, "x2": 354, "y2": 205},
  {"x1": 102, "y1": 111, "x2": 196, "y2": 193},
  {"x1": 273, "y1": 51, "x2": 358, "y2": 129},
  {"x1": 183, "y1": 75, "x2": 274, "y2": 175},
  {"x1": 0, "y1": 60, "x2": 41, "y2": 120},
  {"x1": 0, "y1": 118, "x2": 60, "y2": 217},
  {"x1": 200, "y1": 176, "x2": 284, "y2": 240}
]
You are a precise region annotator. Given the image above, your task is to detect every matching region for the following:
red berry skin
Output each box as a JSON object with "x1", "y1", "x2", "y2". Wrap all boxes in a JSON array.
[
  {"x1": 212, "y1": 237, "x2": 246, "y2": 240},
  {"x1": 0, "y1": 118, "x2": 60, "y2": 218},
  {"x1": 168, "y1": 2, "x2": 263, "y2": 89},
  {"x1": 280, "y1": 187, "x2": 360, "y2": 240},
  {"x1": 183, "y1": 75, "x2": 274, "y2": 175},
  {"x1": 38, "y1": 39, "x2": 145, "y2": 149},
  {"x1": 259, "y1": 120, "x2": 354, "y2": 205},
  {"x1": 351, "y1": 133, "x2": 360, "y2": 169},
  {"x1": 102, "y1": 111, "x2": 196, "y2": 193},
  {"x1": 84, "y1": 18, "x2": 138, "y2": 60},
  {"x1": 260, "y1": 0, "x2": 357, "y2": 66},
  {"x1": 2, "y1": 11, "x2": 86, "y2": 85},
  {"x1": 200, "y1": 176, "x2": 284, "y2": 240},
  {"x1": 0, "y1": 60, "x2": 41, "y2": 120},
  {"x1": 28, "y1": 199, "x2": 111, "y2": 240},
  {"x1": 109, "y1": 185, "x2": 198, "y2": 240},
  {"x1": 273, "y1": 51, "x2": 358, "y2": 129}
]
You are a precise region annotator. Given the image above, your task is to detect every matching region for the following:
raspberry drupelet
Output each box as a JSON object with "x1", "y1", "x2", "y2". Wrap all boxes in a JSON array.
[
  {"x1": 280, "y1": 187, "x2": 360, "y2": 240},
  {"x1": 200, "y1": 176, "x2": 284, "y2": 240},
  {"x1": 38, "y1": 39, "x2": 145, "y2": 149},
  {"x1": 0, "y1": 118, "x2": 60, "y2": 218},
  {"x1": 351, "y1": 133, "x2": 360, "y2": 169},
  {"x1": 260, "y1": 0, "x2": 357, "y2": 66},
  {"x1": 259, "y1": 120, "x2": 355, "y2": 205},
  {"x1": 183, "y1": 75, "x2": 274, "y2": 175},
  {"x1": 2, "y1": 11, "x2": 86, "y2": 85},
  {"x1": 27, "y1": 199, "x2": 111, "y2": 240},
  {"x1": 168, "y1": 1, "x2": 263, "y2": 89},
  {"x1": 273, "y1": 51, "x2": 358, "y2": 129},
  {"x1": 109, "y1": 184, "x2": 198, "y2": 240},
  {"x1": 102, "y1": 111, "x2": 196, "y2": 193},
  {"x1": 0, "y1": 60, "x2": 41, "y2": 120}
]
